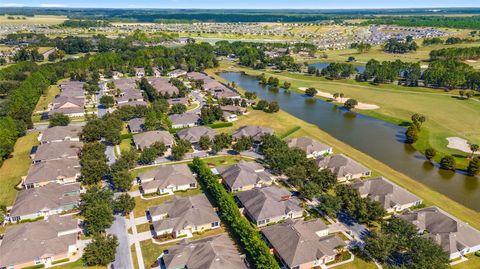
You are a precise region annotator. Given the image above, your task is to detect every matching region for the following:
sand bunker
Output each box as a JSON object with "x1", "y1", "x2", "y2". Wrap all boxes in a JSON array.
[
  {"x1": 446, "y1": 137, "x2": 479, "y2": 154},
  {"x1": 298, "y1": 87, "x2": 380, "y2": 110}
]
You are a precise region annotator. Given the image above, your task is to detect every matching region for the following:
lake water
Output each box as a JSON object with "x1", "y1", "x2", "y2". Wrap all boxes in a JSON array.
[
  {"x1": 310, "y1": 62, "x2": 366, "y2": 73},
  {"x1": 220, "y1": 72, "x2": 480, "y2": 211}
]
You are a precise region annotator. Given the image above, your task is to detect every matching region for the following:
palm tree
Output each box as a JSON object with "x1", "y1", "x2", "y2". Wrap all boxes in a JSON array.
[{"x1": 469, "y1": 143, "x2": 479, "y2": 158}]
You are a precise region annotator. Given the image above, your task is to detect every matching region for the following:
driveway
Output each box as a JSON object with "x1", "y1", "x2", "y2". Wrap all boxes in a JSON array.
[
  {"x1": 336, "y1": 211, "x2": 370, "y2": 242},
  {"x1": 107, "y1": 215, "x2": 134, "y2": 269},
  {"x1": 190, "y1": 91, "x2": 205, "y2": 114},
  {"x1": 97, "y1": 81, "x2": 108, "y2": 118},
  {"x1": 105, "y1": 145, "x2": 117, "y2": 165}
]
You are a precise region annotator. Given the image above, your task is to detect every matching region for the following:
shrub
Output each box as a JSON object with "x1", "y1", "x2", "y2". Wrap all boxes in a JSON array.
[
  {"x1": 208, "y1": 122, "x2": 233, "y2": 129},
  {"x1": 191, "y1": 158, "x2": 279, "y2": 269},
  {"x1": 52, "y1": 258, "x2": 70, "y2": 265}
]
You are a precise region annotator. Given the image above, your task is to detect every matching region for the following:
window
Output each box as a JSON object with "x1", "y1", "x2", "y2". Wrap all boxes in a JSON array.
[
  {"x1": 211, "y1": 221, "x2": 219, "y2": 227},
  {"x1": 258, "y1": 219, "x2": 266, "y2": 225},
  {"x1": 189, "y1": 183, "x2": 196, "y2": 188}
]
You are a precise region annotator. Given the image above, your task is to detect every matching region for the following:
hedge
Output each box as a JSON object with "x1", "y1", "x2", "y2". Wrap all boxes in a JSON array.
[
  {"x1": 21, "y1": 264, "x2": 45, "y2": 269},
  {"x1": 207, "y1": 122, "x2": 233, "y2": 129},
  {"x1": 191, "y1": 158, "x2": 279, "y2": 269}
]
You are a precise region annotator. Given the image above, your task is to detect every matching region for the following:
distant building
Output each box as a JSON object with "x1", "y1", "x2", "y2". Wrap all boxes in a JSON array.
[
  {"x1": 176, "y1": 126, "x2": 216, "y2": 145},
  {"x1": 135, "y1": 67, "x2": 145, "y2": 78},
  {"x1": 232, "y1": 125, "x2": 274, "y2": 143},
  {"x1": 167, "y1": 69, "x2": 187, "y2": 78}
]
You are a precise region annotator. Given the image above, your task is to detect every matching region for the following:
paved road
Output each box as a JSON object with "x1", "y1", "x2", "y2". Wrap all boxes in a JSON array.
[
  {"x1": 97, "y1": 81, "x2": 108, "y2": 118},
  {"x1": 189, "y1": 91, "x2": 205, "y2": 114},
  {"x1": 107, "y1": 215, "x2": 134, "y2": 269}
]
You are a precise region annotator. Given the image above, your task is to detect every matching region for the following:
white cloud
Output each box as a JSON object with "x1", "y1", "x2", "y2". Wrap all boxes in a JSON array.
[
  {"x1": 39, "y1": 3, "x2": 66, "y2": 7},
  {"x1": 0, "y1": 3, "x2": 27, "y2": 7}
]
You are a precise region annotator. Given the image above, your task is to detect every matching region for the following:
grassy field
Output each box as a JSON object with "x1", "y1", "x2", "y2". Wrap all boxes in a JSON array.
[
  {"x1": 0, "y1": 132, "x2": 39, "y2": 206},
  {"x1": 206, "y1": 66, "x2": 480, "y2": 231},
  {"x1": 452, "y1": 255, "x2": 480, "y2": 269},
  {"x1": 0, "y1": 15, "x2": 67, "y2": 25},
  {"x1": 213, "y1": 63, "x2": 480, "y2": 169},
  {"x1": 309, "y1": 40, "x2": 480, "y2": 68},
  {"x1": 33, "y1": 84, "x2": 60, "y2": 113},
  {"x1": 334, "y1": 257, "x2": 377, "y2": 269}
]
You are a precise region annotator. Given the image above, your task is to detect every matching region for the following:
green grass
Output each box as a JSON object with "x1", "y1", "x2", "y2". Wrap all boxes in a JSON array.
[
  {"x1": 0, "y1": 132, "x2": 39, "y2": 206},
  {"x1": 136, "y1": 223, "x2": 151, "y2": 233},
  {"x1": 333, "y1": 256, "x2": 377, "y2": 269},
  {"x1": 0, "y1": 15, "x2": 67, "y2": 25},
  {"x1": 53, "y1": 259, "x2": 105, "y2": 269},
  {"x1": 130, "y1": 244, "x2": 140, "y2": 269},
  {"x1": 33, "y1": 84, "x2": 60, "y2": 114},
  {"x1": 452, "y1": 255, "x2": 480, "y2": 269},
  {"x1": 214, "y1": 63, "x2": 480, "y2": 170}
]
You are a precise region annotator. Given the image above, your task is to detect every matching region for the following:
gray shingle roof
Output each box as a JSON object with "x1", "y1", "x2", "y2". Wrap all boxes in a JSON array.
[
  {"x1": 399, "y1": 207, "x2": 480, "y2": 255},
  {"x1": 24, "y1": 158, "x2": 80, "y2": 186},
  {"x1": 162, "y1": 234, "x2": 247, "y2": 269},
  {"x1": 139, "y1": 164, "x2": 196, "y2": 191},
  {"x1": 40, "y1": 125, "x2": 81, "y2": 143},
  {"x1": 286, "y1": 137, "x2": 332, "y2": 156},
  {"x1": 236, "y1": 186, "x2": 303, "y2": 222},
  {"x1": 232, "y1": 125, "x2": 274, "y2": 142},
  {"x1": 169, "y1": 113, "x2": 200, "y2": 126},
  {"x1": 149, "y1": 194, "x2": 219, "y2": 232},
  {"x1": 32, "y1": 141, "x2": 83, "y2": 162},
  {"x1": 10, "y1": 183, "x2": 81, "y2": 218},
  {"x1": 148, "y1": 77, "x2": 179, "y2": 96},
  {"x1": 262, "y1": 219, "x2": 345, "y2": 268},
  {"x1": 0, "y1": 215, "x2": 78, "y2": 267},
  {"x1": 127, "y1": 118, "x2": 145, "y2": 133},
  {"x1": 315, "y1": 154, "x2": 370, "y2": 178},
  {"x1": 216, "y1": 160, "x2": 274, "y2": 191},
  {"x1": 352, "y1": 177, "x2": 421, "y2": 211},
  {"x1": 176, "y1": 126, "x2": 216, "y2": 143},
  {"x1": 133, "y1": 131, "x2": 174, "y2": 150}
]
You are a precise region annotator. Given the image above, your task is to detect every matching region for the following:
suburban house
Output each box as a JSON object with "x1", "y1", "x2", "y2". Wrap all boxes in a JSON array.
[
  {"x1": 168, "y1": 69, "x2": 187, "y2": 78},
  {"x1": 220, "y1": 105, "x2": 248, "y2": 115},
  {"x1": 113, "y1": 78, "x2": 137, "y2": 92},
  {"x1": 0, "y1": 215, "x2": 80, "y2": 269},
  {"x1": 352, "y1": 177, "x2": 422, "y2": 213},
  {"x1": 167, "y1": 97, "x2": 190, "y2": 106},
  {"x1": 133, "y1": 131, "x2": 175, "y2": 150},
  {"x1": 315, "y1": 154, "x2": 371, "y2": 182},
  {"x1": 153, "y1": 67, "x2": 161, "y2": 77},
  {"x1": 169, "y1": 113, "x2": 200, "y2": 129},
  {"x1": 48, "y1": 96, "x2": 85, "y2": 118},
  {"x1": 8, "y1": 183, "x2": 81, "y2": 222},
  {"x1": 186, "y1": 72, "x2": 240, "y2": 99},
  {"x1": 176, "y1": 126, "x2": 216, "y2": 146},
  {"x1": 112, "y1": 71, "x2": 123, "y2": 79},
  {"x1": 135, "y1": 67, "x2": 145, "y2": 77},
  {"x1": 262, "y1": 219, "x2": 346, "y2": 269},
  {"x1": 286, "y1": 136, "x2": 333, "y2": 158},
  {"x1": 399, "y1": 207, "x2": 480, "y2": 260},
  {"x1": 232, "y1": 125, "x2": 275, "y2": 143},
  {"x1": 147, "y1": 194, "x2": 221, "y2": 238},
  {"x1": 116, "y1": 88, "x2": 145, "y2": 105},
  {"x1": 158, "y1": 234, "x2": 248, "y2": 269},
  {"x1": 48, "y1": 81, "x2": 85, "y2": 118},
  {"x1": 38, "y1": 125, "x2": 81, "y2": 144},
  {"x1": 214, "y1": 160, "x2": 275, "y2": 192},
  {"x1": 137, "y1": 164, "x2": 197, "y2": 195},
  {"x1": 127, "y1": 118, "x2": 145, "y2": 133},
  {"x1": 148, "y1": 77, "x2": 180, "y2": 97},
  {"x1": 31, "y1": 141, "x2": 83, "y2": 163},
  {"x1": 23, "y1": 158, "x2": 81, "y2": 189},
  {"x1": 236, "y1": 186, "x2": 304, "y2": 226}
]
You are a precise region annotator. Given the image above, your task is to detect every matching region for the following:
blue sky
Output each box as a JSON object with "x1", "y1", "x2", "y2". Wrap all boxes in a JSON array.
[{"x1": 0, "y1": 0, "x2": 478, "y2": 9}]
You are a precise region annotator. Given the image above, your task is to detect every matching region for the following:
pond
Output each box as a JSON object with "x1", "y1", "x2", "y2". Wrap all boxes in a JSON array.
[{"x1": 220, "y1": 72, "x2": 480, "y2": 211}]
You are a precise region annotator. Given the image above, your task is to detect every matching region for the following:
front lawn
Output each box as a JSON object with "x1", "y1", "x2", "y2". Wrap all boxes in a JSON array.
[
  {"x1": 133, "y1": 188, "x2": 203, "y2": 217},
  {"x1": 0, "y1": 132, "x2": 39, "y2": 206}
]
